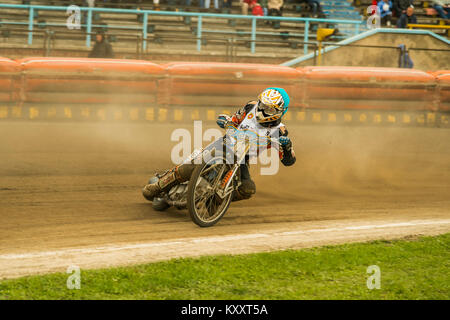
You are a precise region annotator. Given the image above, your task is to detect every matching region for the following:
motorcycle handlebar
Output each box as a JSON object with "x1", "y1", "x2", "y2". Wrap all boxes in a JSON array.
[{"x1": 224, "y1": 123, "x2": 281, "y2": 147}]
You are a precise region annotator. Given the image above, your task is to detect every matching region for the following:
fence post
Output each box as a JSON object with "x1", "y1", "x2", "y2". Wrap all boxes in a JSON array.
[
  {"x1": 226, "y1": 38, "x2": 230, "y2": 62},
  {"x1": 86, "y1": 8, "x2": 92, "y2": 48},
  {"x1": 354, "y1": 22, "x2": 360, "y2": 35},
  {"x1": 251, "y1": 17, "x2": 256, "y2": 54},
  {"x1": 28, "y1": 7, "x2": 34, "y2": 45},
  {"x1": 142, "y1": 12, "x2": 148, "y2": 50},
  {"x1": 44, "y1": 29, "x2": 50, "y2": 56},
  {"x1": 304, "y1": 20, "x2": 309, "y2": 55},
  {"x1": 313, "y1": 43, "x2": 317, "y2": 65},
  {"x1": 232, "y1": 38, "x2": 237, "y2": 62},
  {"x1": 197, "y1": 15, "x2": 202, "y2": 52}
]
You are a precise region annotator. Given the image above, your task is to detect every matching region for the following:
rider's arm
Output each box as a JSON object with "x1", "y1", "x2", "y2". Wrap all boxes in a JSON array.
[
  {"x1": 278, "y1": 126, "x2": 296, "y2": 166},
  {"x1": 217, "y1": 101, "x2": 256, "y2": 128},
  {"x1": 231, "y1": 101, "x2": 257, "y2": 125}
]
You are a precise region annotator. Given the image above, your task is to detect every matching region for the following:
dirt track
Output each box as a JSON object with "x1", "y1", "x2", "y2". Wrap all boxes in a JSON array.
[{"x1": 0, "y1": 121, "x2": 449, "y2": 279}]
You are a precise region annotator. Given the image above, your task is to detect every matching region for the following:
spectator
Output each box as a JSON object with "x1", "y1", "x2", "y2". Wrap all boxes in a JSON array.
[
  {"x1": 222, "y1": 0, "x2": 233, "y2": 9},
  {"x1": 268, "y1": 0, "x2": 283, "y2": 28},
  {"x1": 168, "y1": 0, "x2": 192, "y2": 8},
  {"x1": 378, "y1": 0, "x2": 393, "y2": 26},
  {"x1": 88, "y1": 31, "x2": 114, "y2": 58},
  {"x1": 432, "y1": 0, "x2": 450, "y2": 19},
  {"x1": 203, "y1": 0, "x2": 220, "y2": 9},
  {"x1": 153, "y1": 0, "x2": 160, "y2": 11},
  {"x1": 307, "y1": 0, "x2": 321, "y2": 18},
  {"x1": 259, "y1": 0, "x2": 268, "y2": 15},
  {"x1": 241, "y1": 0, "x2": 256, "y2": 15},
  {"x1": 252, "y1": 2, "x2": 264, "y2": 15},
  {"x1": 370, "y1": 0, "x2": 377, "y2": 15},
  {"x1": 85, "y1": 0, "x2": 95, "y2": 7},
  {"x1": 396, "y1": 6, "x2": 417, "y2": 28},
  {"x1": 268, "y1": 0, "x2": 283, "y2": 16},
  {"x1": 392, "y1": 0, "x2": 412, "y2": 16}
]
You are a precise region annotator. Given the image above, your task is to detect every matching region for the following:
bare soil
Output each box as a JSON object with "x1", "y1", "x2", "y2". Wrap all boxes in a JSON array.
[{"x1": 0, "y1": 121, "x2": 449, "y2": 279}]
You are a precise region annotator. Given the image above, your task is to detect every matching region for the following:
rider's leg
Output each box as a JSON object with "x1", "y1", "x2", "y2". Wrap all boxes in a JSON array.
[
  {"x1": 234, "y1": 163, "x2": 256, "y2": 200},
  {"x1": 142, "y1": 163, "x2": 195, "y2": 201}
]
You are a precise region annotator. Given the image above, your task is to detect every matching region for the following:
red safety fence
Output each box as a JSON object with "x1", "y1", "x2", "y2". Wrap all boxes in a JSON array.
[
  {"x1": 16, "y1": 57, "x2": 165, "y2": 104},
  {"x1": 0, "y1": 57, "x2": 448, "y2": 113},
  {"x1": 0, "y1": 57, "x2": 20, "y2": 103},
  {"x1": 434, "y1": 70, "x2": 450, "y2": 112},
  {"x1": 159, "y1": 62, "x2": 304, "y2": 108},
  {"x1": 298, "y1": 66, "x2": 438, "y2": 111}
]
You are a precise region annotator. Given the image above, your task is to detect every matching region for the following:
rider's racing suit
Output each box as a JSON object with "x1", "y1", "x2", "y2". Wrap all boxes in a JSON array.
[{"x1": 142, "y1": 101, "x2": 296, "y2": 202}]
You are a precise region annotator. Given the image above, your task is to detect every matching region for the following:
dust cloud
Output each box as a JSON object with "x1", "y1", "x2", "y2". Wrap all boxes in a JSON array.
[{"x1": 1, "y1": 120, "x2": 449, "y2": 199}]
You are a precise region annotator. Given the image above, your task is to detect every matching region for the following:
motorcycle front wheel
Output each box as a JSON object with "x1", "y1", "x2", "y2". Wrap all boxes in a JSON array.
[{"x1": 187, "y1": 155, "x2": 234, "y2": 227}]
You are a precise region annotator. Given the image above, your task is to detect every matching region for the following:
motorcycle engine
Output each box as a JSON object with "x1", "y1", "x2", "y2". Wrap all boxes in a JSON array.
[{"x1": 167, "y1": 182, "x2": 188, "y2": 209}]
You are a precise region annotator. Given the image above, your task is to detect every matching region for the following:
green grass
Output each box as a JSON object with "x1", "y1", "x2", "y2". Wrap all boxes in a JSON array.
[{"x1": 1, "y1": 233, "x2": 449, "y2": 300}]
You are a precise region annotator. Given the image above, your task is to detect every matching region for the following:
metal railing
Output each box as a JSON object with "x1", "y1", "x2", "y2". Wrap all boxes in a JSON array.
[
  {"x1": 281, "y1": 28, "x2": 450, "y2": 67},
  {"x1": 294, "y1": 41, "x2": 450, "y2": 66},
  {"x1": 1, "y1": 26, "x2": 319, "y2": 63},
  {"x1": 0, "y1": 3, "x2": 364, "y2": 55}
]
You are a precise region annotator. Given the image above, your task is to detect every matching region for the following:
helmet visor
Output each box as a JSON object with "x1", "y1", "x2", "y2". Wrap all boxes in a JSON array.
[{"x1": 257, "y1": 101, "x2": 279, "y2": 116}]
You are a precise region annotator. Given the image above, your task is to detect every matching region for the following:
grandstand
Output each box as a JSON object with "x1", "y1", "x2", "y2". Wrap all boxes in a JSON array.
[
  {"x1": 357, "y1": 0, "x2": 450, "y2": 28},
  {"x1": 0, "y1": 0, "x2": 448, "y2": 63}
]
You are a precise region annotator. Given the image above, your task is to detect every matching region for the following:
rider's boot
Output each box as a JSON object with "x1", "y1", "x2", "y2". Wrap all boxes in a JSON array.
[
  {"x1": 233, "y1": 163, "x2": 256, "y2": 201},
  {"x1": 142, "y1": 164, "x2": 194, "y2": 201}
]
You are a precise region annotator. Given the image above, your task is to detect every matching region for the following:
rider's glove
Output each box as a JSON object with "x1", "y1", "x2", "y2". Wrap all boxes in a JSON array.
[
  {"x1": 217, "y1": 114, "x2": 231, "y2": 129},
  {"x1": 279, "y1": 136, "x2": 292, "y2": 149}
]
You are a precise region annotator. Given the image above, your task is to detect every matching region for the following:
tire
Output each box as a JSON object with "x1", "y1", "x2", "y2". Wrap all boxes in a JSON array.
[{"x1": 187, "y1": 156, "x2": 234, "y2": 227}]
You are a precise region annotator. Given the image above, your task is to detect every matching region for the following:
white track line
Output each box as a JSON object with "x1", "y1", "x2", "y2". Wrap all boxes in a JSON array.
[{"x1": 1, "y1": 219, "x2": 449, "y2": 261}]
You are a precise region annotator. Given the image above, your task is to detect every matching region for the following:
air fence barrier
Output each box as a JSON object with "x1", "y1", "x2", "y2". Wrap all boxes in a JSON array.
[
  {"x1": 0, "y1": 57, "x2": 448, "y2": 127},
  {"x1": 434, "y1": 70, "x2": 450, "y2": 113}
]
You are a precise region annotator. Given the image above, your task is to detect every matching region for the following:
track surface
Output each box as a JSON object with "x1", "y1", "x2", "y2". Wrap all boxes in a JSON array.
[{"x1": 0, "y1": 122, "x2": 449, "y2": 279}]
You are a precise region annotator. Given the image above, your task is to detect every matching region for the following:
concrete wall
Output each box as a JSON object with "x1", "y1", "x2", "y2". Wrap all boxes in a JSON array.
[{"x1": 297, "y1": 32, "x2": 450, "y2": 71}]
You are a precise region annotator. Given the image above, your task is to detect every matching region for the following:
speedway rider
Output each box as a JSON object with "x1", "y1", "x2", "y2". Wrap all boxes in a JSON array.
[{"x1": 142, "y1": 87, "x2": 296, "y2": 202}]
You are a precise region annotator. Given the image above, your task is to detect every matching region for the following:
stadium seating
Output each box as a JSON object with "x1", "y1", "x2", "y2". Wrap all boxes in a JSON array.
[
  {"x1": 0, "y1": 0, "x2": 355, "y2": 62},
  {"x1": 0, "y1": 0, "x2": 447, "y2": 62},
  {"x1": 356, "y1": 0, "x2": 449, "y2": 36},
  {"x1": 319, "y1": 0, "x2": 368, "y2": 36}
]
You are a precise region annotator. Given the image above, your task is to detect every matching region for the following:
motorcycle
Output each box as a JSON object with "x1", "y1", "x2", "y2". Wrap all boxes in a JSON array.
[{"x1": 147, "y1": 123, "x2": 281, "y2": 227}]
